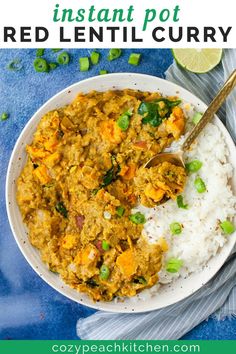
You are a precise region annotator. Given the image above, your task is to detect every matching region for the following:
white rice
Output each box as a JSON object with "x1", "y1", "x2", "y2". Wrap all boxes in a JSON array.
[{"x1": 135, "y1": 103, "x2": 236, "y2": 287}]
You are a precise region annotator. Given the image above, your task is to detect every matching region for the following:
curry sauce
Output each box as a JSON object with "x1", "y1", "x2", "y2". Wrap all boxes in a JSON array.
[{"x1": 17, "y1": 89, "x2": 186, "y2": 301}]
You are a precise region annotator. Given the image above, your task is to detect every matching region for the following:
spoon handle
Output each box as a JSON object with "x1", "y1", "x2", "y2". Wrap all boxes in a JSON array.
[{"x1": 182, "y1": 69, "x2": 236, "y2": 152}]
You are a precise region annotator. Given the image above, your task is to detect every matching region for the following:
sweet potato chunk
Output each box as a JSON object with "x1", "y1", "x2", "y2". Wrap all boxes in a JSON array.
[{"x1": 116, "y1": 249, "x2": 137, "y2": 277}]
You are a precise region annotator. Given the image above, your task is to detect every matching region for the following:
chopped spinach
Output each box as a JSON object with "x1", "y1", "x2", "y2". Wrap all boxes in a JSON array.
[
  {"x1": 133, "y1": 277, "x2": 147, "y2": 285},
  {"x1": 86, "y1": 279, "x2": 98, "y2": 288},
  {"x1": 55, "y1": 202, "x2": 68, "y2": 218},
  {"x1": 93, "y1": 156, "x2": 121, "y2": 194},
  {"x1": 138, "y1": 98, "x2": 181, "y2": 127}
]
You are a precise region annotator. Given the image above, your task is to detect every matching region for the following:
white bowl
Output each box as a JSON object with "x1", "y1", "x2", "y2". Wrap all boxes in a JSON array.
[{"x1": 6, "y1": 73, "x2": 236, "y2": 313}]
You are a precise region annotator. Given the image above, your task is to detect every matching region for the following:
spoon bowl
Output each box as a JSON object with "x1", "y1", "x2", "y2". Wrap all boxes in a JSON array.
[
  {"x1": 145, "y1": 69, "x2": 236, "y2": 174},
  {"x1": 145, "y1": 151, "x2": 185, "y2": 169}
]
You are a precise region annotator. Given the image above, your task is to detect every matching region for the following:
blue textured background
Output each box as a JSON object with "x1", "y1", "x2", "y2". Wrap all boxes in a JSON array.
[{"x1": 0, "y1": 48, "x2": 236, "y2": 340}]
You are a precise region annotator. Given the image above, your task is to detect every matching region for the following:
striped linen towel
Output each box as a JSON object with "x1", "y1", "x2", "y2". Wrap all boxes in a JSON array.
[{"x1": 77, "y1": 49, "x2": 236, "y2": 340}]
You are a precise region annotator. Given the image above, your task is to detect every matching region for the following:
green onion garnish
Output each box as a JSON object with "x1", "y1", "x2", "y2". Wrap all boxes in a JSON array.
[
  {"x1": 36, "y1": 49, "x2": 45, "y2": 57},
  {"x1": 134, "y1": 277, "x2": 147, "y2": 285},
  {"x1": 166, "y1": 258, "x2": 183, "y2": 273},
  {"x1": 55, "y1": 202, "x2": 68, "y2": 218},
  {"x1": 186, "y1": 160, "x2": 203, "y2": 173},
  {"x1": 108, "y1": 49, "x2": 122, "y2": 61},
  {"x1": 7, "y1": 59, "x2": 23, "y2": 72},
  {"x1": 129, "y1": 212, "x2": 146, "y2": 225},
  {"x1": 49, "y1": 63, "x2": 58, "y2": 71},
  {"x1": 100, "y1": 70, "x2": 108, "y2": 75},
  {"x1": 192, "y1": 112, "x2": 203, "y2": 125},
  {"x1": 90, "y1": 51, "x2": 100, "y2": 65},
  {"x1": 52, "y1": 49, "x2": 62, "y2": 53},
  {"x1": 194, "y1": 177, "x2": 206, "y2": 193},
  {"x1": 116, "y1": 206, "x2": 125, "y2": 217},
  {"x1": 116, "y1": 110, "x2": 132, "y2": 131},
  {"x1": 102, "y1": 240, "x2": 110, "y2": 251},
  {"x1": 1, "y1": 112, "x2": 9, "y2": 121},
  {"x1": 79, "y1": 57, "x2": 90, "y2": 72},
  {"x1": 220, "y1": 220, "x2": 235, "y2": 235},
  {"x1": 177, "y1": 195, "x2": 188, "y2": 209},
  {"x1": 57, "y1": 51, "x2": 70, "y2": 65},
  {"x1": 33, "y1": 58, "x2": 48, "y2": 73},
  {"x1": 128, "y1": 53, "x2": 141, "y2": 66},
  {"x1": 100, "y1": 264, "x2": 110, "y2": 280},
  {"x1": 170, "y1": 222, "x2": 182, "y2": 235}
]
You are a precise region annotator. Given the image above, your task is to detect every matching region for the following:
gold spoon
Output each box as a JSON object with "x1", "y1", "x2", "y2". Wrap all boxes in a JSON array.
[{"x1": 145, "y1": 69, "x2": 236, "y2": 169}]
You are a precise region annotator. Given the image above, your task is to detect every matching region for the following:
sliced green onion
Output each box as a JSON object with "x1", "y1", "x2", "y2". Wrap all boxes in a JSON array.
[
  {"x1": 1, "y1": 112, "x2": 9, "y2": 121},
  {"x1": 90, "y1": 51, "x2": 100, "y2": 65},
  {"x1": 116, "y1": 110, "x2": 132, "y2": 131},
  {"x1": 33, "y1": 58, "x2": 48, "y2": 73},
  {"x1": 128, "y1": 53, "x2": 141, "y2": 66},
  {"x1": 170, "y1": 222, "x2": 182, "y2": 235},
  {"x1": 100, "y1": 264, "x2": 110, "y2": 280},
  {"x1": 108, "y1": 49, "x2": 122, "y2": 61},
  {"x1": 52, "y1": 49, "x2": 62, "y2": 53},
  {"x1": 192, "y1": 112, "x2": 203, "y2": 125},
  {"x1": 186, "y1": 160, "x2": 203, "y2": 173},
  {"x1": 100, "y1": 70, "x2": 108, "y2": 75},
  {"x1": 134, "y1": 277, "x2": 147, "y2": 285},
  {"x1": 79, "y1": 57, "x2": 90, "y2": 72},
  {"x1": 166, "y1": 258, "x2": 183, "y2": 273},
  {"x1": 194, "y1": 177, "x2": 206, "y2": 193},
  {"x1": 57, "y1": 51, "x2": 70, "y2": 65},
  {"x1": 220, "y1": 220, "x2": 235, "y2": 235},
  {"x1": 177, "y1": 195, "x2": 188, "y2": 209},
  {"x1": 129, "y1": 212, "x2": 146, "y2": 225},
  {"x1": 55, "y1": 202, "x2": 68, "y2": 218},
  {"x1": 7, "y1": 59, "x2": 22, "y2": 72},
  {"x1": 49, "y1": 62, "x2": 58, "y2": 71},
  {"x1": 102, "y1": 240, "x2": 110, "y2": 251},
  {"x1": 116, "y1": 206, "x2": 125, "y2": 217},
  {"x1": 36, "y1": 49, "x2": 45, "y2": 57}
]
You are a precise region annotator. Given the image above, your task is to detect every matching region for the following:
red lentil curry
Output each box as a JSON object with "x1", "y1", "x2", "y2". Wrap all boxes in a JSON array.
[{"x1": 17, "y1": 89, "x2": 186, "y2": 301}]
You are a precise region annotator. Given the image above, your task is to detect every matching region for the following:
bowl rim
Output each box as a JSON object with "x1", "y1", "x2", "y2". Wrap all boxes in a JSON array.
[{"x1": 5, "y1": 72, "x2": 236, "y2": 313}]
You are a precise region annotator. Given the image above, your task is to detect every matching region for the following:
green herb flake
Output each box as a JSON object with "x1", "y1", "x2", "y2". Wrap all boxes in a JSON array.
[
  {"x1": 79, "y1": 57, "x2": 90, "y2": 72},
  {"x1": 7, "y1": 59, "x2": 23, "y2": 72},
  {"x1": 186, "y1": 160, "x2": 203, "y2": 173},
  {"x1": 116, "y1": 110, "x2": 133, "y2": 131},
  {"x1": 52, "y1": 49, "x2": 62, "y2": 53},
  {"x1": 55, "y1": 202, "x2": 68, "y2": 218},
  {"x1": 134, "y1": 277, "x2": 147, "y2": 285},
  {"x1": 100, "y1": 70, "x2": 108, "y2": 75},
  {"x1": 0, "y1": 112, "x2": 9, "y2": 121},
  {"x1": 128, "y1": 53, "x2": 141, "y2": 66},
  {"x1": 129, "y1": 212, "x2": 146, "y2": 225},
  {"x1": 116, "y1": 206, "x2": 125, "y2": 217},
  {"x1": 194, "y1": 177, "x2": 206, "y2": 193},
  {"x1": 48, "y1": 62, "x2": 58, "y2": 71},
  {"x1": 170, "y1": 222, "x2": 182, "y2": 235},
  {"x1": 36, "y1": 49, "x2": 45, "y2": 57},
  {"x1": 220, "y1": 220, "x2": 235, "y2": 235},
  {"x1": 90, "y1": 51, "x2": 100, "y2": 65},
  {"x1": 94, "y1": 156, "x2": 121, "y2": 194},
  {"x1": 100, "y1": 264, "x2": 110, "y2": 280},
  {"x1": 166, "y1": 258, "x2": 183, "y2": 273},
  {"x1": 192, "y1": 112, "x2": 203, "y2": 125},
  {"x1": 102, "y1": 240, "x2": 110, "y2": 251},
  {"x1": 33, "y1": 58, "x2": 49, "y2": 73},
  {"x1": 176, "y1": 195, "x2": 188, "y2": 209},
  {"x1": 107, "y1": 49, "x2": 122, "y2": 61},
  {"x1": 57, "y1": 51, "x2": 70, "y2": 65}
]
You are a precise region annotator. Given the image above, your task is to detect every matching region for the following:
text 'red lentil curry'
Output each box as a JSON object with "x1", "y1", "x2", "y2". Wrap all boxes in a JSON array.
[{"x1": 17, "y1": 89, "x2": 186, "y2": 301}]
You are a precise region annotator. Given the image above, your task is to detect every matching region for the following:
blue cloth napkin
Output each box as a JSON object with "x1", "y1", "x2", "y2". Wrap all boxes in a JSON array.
[{"x1": 77, "y1": 49, "x2": 236, "y2": 340}]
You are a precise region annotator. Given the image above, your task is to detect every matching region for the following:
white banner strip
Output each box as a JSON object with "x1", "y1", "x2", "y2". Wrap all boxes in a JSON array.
[{"x1": 0, "y1": 0, "x2": 235, "y2": 48}]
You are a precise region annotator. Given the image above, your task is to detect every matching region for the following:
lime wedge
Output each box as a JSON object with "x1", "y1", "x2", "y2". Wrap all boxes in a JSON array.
[{"x1": 172, "y1": 49, "x2": 223, "y2": 74}]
